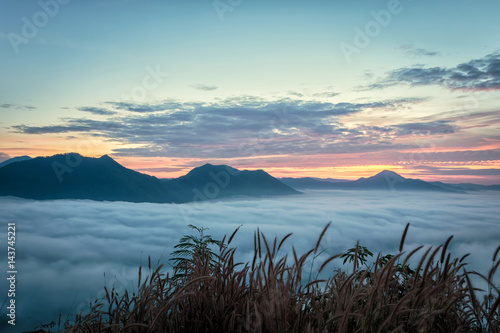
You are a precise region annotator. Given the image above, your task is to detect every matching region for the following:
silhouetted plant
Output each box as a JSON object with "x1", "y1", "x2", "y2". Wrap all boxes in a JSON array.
[
  {"x1": 341, "y1": 242, "x2": 373, "y2": 271},
  {"x1": 169, "y1": 224, "x2": 221, "y2": 282}
]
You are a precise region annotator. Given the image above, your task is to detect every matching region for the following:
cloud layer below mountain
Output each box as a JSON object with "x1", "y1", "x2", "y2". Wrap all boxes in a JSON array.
[{"x1": 0, "y1": 190, "x2": 499, "y2": 332}]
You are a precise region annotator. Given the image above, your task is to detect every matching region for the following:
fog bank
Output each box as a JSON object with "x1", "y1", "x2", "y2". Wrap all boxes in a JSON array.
[{"x1": 0, "y1": 190, "x2": 499, "y2": 332}]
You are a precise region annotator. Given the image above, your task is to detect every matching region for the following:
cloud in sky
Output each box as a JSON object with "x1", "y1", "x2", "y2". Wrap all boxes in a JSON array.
[
  {"x1": 418, "y1": 166, "x2": 500, "y2": 177},
  {"x1": 6, "y1": 91, "x2": 498, "y2": 183},
  {"x1": 312, "y1": 92, "x2": 340, "y2": 98},
  {"x1": 0, "y1": 152, "x2": 10, "y2": 162},
  {"x1": 104, "y1": 101, "x2": 186, "y2": 113},
  {"x1": 11, "y1": 97, "x2": 433, "y2": 159},
  {"x1": 77, "y1": 106, "x2": 117, "y2": 116},
  {"x1": 288, "y1": 91, "x2": 304, "y2": 97},
  {"x1": 399, "y1": 44, "x2": 441, "y2": 57},
  {"x1": 1, "y1": 191, "x2": 499, "y2": 332},
  {"x1": 189, "y1": 84, "x2": 218, "y2": 91},
  {"x1": 393, "y1": 120, "x2": 456, "y2": 136},
  {"x1": 0, "y1": 103, "x2": 36, "y2": 110},
  {"x1": 404, "y1": 149, "x2": 500, "y2": 164},
  {"x1": 367, "y1": 50, "x2": 500, "y2": 91}
]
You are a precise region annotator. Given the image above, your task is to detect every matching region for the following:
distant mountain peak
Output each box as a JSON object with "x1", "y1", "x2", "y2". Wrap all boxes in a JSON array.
[
  {"x1": 170, "y1": 163, "x2": 300, "y2": 199},
  {"x1": 99, "y1": 154, "x2": 117, "y2": 162},
  {"x1": 54, "y1": 152, "x2": 83, "y2": 158},
  {"x1": 374, "y1": 170, "x2": 405, "y2": 180},
  {"x1": 187, "y1": 163, "x2": 239, "y2": 176},
  {"x1": 0, "y1": 155, "x2": 33, "y2": 169},
  {"x1": 98, "y1": 154, "x2": 123, "y2": 167}
]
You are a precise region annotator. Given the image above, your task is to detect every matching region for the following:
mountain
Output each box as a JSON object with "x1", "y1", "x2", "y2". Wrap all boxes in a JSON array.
[
  {"x1": 344, "y1": 170, "x2": 451, "y2": 191},
  {"x1": 2, "y1": 153, "x2": 495, "y2": 202},
  {"x1": 0, "y1": 153, "x2": 182, "y2": 203},
  {"x1": 283, "y1": 170, "x2": 457, "y2": 192},
  {"x1": 0, "y1": 155, "x2": 32, "y2": 168},
  {"x1": 282, "y1": 171, "x2": 500, "y2": 192},
  {"x1": 0, "y1": 154, "x2": 300, "y2": 203},
  {"x1": 165, "y1": 164, "x2": 301, "y2": 201}
]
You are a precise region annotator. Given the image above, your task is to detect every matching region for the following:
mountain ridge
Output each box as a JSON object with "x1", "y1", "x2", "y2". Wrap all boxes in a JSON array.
[
  {"x1": 1, "y1": 154, "x2": 498, "y2": 203},
  {"x1": 0, "y1": 153, "x2": 181, "y2": 203},
  {"x1": 280, "y1": 170, "x2": 498, "y2": 192},
  {"x1": 0, "y1": 154, "x2": 300, "y2": 203},
  {"x1": 166, "y1": 163, "x2": 300, "y2": 201},
  {"x1": 0, "y1": 155, "x2": 32, "y2": 168}
]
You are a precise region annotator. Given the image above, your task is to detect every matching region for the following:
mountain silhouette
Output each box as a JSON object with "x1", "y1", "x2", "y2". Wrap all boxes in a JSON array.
[
  {"x1": 0, "y1": 153, "x2": 182, "y2": 202},
  {"x1": 283, "y1": 170, "x2": 457, "y2": 192},
  {"x1": 2, "y1": 154, "x2": 496, "y2": 202},
  {"x1": 0, "y1": 155, "x2": 32, "y2": 168},
  {"x1": 165, "y1": 163, "x2": 300, "y2": 201},
  {"x1": 0, "y1": 154, "x2": 300, "y2": 202},
  {"x1": 345, "y1": 170, "x2": 449, "y2": 191}
]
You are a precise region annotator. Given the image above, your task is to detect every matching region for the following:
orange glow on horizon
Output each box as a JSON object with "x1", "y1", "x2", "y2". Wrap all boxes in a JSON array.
[
  {"x1": 2, "y1": 144, "x2": 499, "y2": 185},
  {"x1": 0, "y1": 134, "x2": 116, "y2": 158}
]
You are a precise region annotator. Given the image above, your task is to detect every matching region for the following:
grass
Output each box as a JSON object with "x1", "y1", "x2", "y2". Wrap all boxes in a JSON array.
[{"x1": 58, "y1": 222, "x2": 499, "y2": 332}]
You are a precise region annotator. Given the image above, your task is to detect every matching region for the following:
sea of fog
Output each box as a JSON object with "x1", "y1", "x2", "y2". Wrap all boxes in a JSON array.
[{"x1": 1, "y1": 190, "x2": 499, "y2": 332}]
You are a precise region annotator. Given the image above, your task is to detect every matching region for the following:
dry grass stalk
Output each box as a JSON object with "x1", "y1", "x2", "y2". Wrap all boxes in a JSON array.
[{"x1": 63, "y1": 223, "x2": 499, "y2": 333}]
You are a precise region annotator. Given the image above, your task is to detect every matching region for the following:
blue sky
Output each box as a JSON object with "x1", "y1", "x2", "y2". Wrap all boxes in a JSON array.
[{"x1": 1, "y1": 0, "x2": 499, "y2": 183}]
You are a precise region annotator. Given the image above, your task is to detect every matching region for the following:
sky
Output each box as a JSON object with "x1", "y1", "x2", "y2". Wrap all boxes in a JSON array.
[
  {"x1": 1, "y1": 0, "x2": 500, "y2": 183},
  {"x1": 1, "y1": 190, "x2": 499, "y2": 332}
]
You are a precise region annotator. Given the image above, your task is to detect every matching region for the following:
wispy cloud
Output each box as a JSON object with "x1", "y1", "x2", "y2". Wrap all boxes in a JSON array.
[
  {"x1": 393, "y1": 120, "x2": 456, "y2": 135},
  {"x1": 399, "y1": 44, "x2": 441, "y2": 57},
  {"x1": 287, "y1": 91, "x2": 304, "y2": 97},
  {"x1": 312, "y1": 92, "x2": 340, "y2": 98},
  {"x1": 77, "y1": 107, "x2": 116, "y2": 116},
  {"x1": 0, "y1": 103, "x2": 36, "y2": 110},
  {"x1": 189, "y1": 84, "x2": 218, "y2": 91},
  {"x1": 405, "y1": 149, "x2": 500, "y2": 164},
  {"x1": 104, "y1": 101, "x2": 185, "y2": 113},
  {"x1": 417, "y1": 165, "x2": 500, "y2": 177},
  {"x1": 365, "y1": 50, "x2": 500, "y2": 91}
]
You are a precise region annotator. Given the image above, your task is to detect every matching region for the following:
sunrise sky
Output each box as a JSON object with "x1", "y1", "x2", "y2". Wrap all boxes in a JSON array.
[{"x1": 1, "y1": 0, "x2": 499, "y2": 184}]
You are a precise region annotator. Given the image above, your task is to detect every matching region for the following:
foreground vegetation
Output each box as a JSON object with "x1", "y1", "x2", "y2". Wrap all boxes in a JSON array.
[{"x1": 59, "y1": 223, "x2": 499, "y2": 332}]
